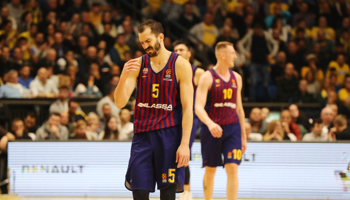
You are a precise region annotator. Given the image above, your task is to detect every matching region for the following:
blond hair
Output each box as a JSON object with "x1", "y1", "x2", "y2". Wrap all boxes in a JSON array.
[
  {"x1": 263, "y1": 120, "x2": 285, "y2": 141},
  {"x1": 70, "y1": 120, "x2": 87, "y2": 138},
  {"x1": 215, "y1": 41, "x2": 233, "y2": 54},
  {"x1": 333, "y1": 115, "x2": 347, "y2": 126}
]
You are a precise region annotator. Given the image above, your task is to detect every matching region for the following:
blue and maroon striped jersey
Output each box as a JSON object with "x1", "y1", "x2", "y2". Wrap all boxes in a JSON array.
[
  {"x1": 204, "y1": 68, "x2": 239, "y2": 125},
  {"x1": 134, "y1": 53, "x2": 182, "y2": 133}
]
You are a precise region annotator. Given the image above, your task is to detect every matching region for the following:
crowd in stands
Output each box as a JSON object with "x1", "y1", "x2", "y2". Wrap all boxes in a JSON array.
[{"x1": 0, "y1": 0, "x2": 350, "y2": 146}]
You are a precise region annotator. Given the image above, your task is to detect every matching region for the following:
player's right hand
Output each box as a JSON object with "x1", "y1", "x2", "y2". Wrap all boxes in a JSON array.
[
  {"x1": 121, "y1": 59, "x2": 140, "y2": 78},
  {"x1": 208, "y1": 122, "x2": 223, "y2": 138}
]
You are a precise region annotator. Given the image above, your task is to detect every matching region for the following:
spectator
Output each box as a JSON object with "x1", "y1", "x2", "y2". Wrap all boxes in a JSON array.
[
  {"x1": 36, "y1": 113, "x2": 69, "y2": 140},
  {"x1": 311, "y1": 16, "x2": 335, "y2": 41},
  {"x1": 305, "y1": 71, "x2": 320, "y2": 98},
  {"x1": 328, "y1": 115, "x2": 350, "y2": 141},
  {"x1": 336, "y1": 17, "x2": 350, "y2": 38},
  {"x1": 23, "y1": 0, "x2": 42, "y2": 24},
  {"x1": 159, "y1": 0, "x2": 183, "y2": 21},
  {"x1": 51, "y1": 32, "x2": 68, "y2": 60},
  {"x1": 0, "y1": 20, "x2": 16, "y2": 49},
  {"x1": 238, "y1": 23, "x2": 278, "y2": 101},
  {"x1": 0, "y1": 70, "x2": 28, "y2": 98},
  {"x1": 11, "y1": 118, "x2": 34, "y2": 140},
  {"x1": 301, "y1": 54, "x2": 324, "y2": 82},
  {"x1": 74, "y1": 74, "x2": 102, "y2": 98},
  {"x1": 339, "y1": 29, "x2": 350, "y2": 56},
  {"x1": 49, "y1": 86, "x2": 70, "y2": 114},
  {"x1": 9, "y1": 47, "x2": 24, "y2": 71},
  {"x1": 57, "y1": 50, "x2": 78, "y2": 73},
  {"x1": 271, "y1": 51, "x2": 287, "y2": 83},
  {"x1": 286, "y1": 41, "x2": 304, "y2": 72},
  {"x1": 219, "y1": 17, "x2": 239, "y2": 41},
  {"x1": 245, "y1": 121, "x2": 263, "y2": 141},
  {"x1": 248, "y1": 108, "x2": 269, "y2": 135},
  {"x1": 75, "y1": 35, "x2": 89, "y2": 59},
  {"x1": 69, "y1": 119, "x2": 97, "y2": 140},
  {"x1": 261, "y1": 107, "x2": 270, "y2": 121},
  {"x1": 302, "y1": 118, "x2": 327, "y2": 141},
  {"x1": 263, "y1": 120, "x2": 295, "y2": 141},
  {"x1": 7, "y1": 0, "x2": 24, "y2": 26},
  {"x1": 110, "y1": 34, "x2": 130, "y2": 65},
  {"x1": 89, "y1": 3, "x2": 102, "y2": 29},
  {"x1": 46, "y1": 66, "x2": 59, "y2": 87},
  {"x1": 0, "y1": 125, "x2": 14, "y2": 149},
  {"x1": 97, "y1": 85, "x2": 120, "y2": 119},
  {"x1": 289, "y1": 104, "x2": 311, "y2": 132},
  {"x1": 269, "y1": 0, "x2": 289, "y2": 15},
  {"x1": 268, "y1": 16, "x2": 291, "y2": 43},
  {"x1": 0, "y1": 47, "x2": 11, "y2": 74},
  {"x1": 100, "y1": 103, "x2": 112, "y2": 128},
  {"x1": 66, "y1": 0, "x2": 88, "y2": 20},
  {"x1": 292, "y1": 28, "x2": 310, "y2": 55},
  {"x1": 98, "y1": 116, "x2": 128, "y2": 140},
  {"x1": 338, "y1": 76, "x2": 350, "y2": 109},
  {"x1": 16, "y1": 37, "x2": 37, "y2": 64},
  {"x1": 60, "y1": 111, "x2": 74, "y2": 133},
  {"x1": 29, "y1": 67, "x2": 58, "y2": 98},
  {"x1": 216, "y1": 26, "x2": 237, "y2": 45},
  {"x1": 68, "y1": 99, "x2": 87, "y2": 123},
  {"x1": 189, "y1": 13, "x2": 219, "y2": 48},
  {"x1": 97, "y1": 12, "x2": 118, "y2": 38},
  {"x1": 118, "y1": 108, "x2": 133, "y2": 138},
  {"x1": 0, "y1": 6, "x2": 17, "y2": 30},
  {"x1": 292, "y1": 79, "x2": 315, "y2": 103},
  {"x1": 292, "y1": 2, "x2": 314, "y2": 29},
  {"x1": 18, "y1": 65, "x2": 34, "y2": 89},
  {"x1": 290, "y1": 19, "x2": 312, "y2": 39},
  {"x1": 265, "y1": 4, "x2": 291, "y2": 29},
  {"x1": 31, "y1": 32, "x2": 48, "y2": 61},
  {"x1": 320, "y1": 106, "x2": 335, "y2": 134},
  {"x1": 280, "y1": 109, "x2": 301, "y2": 140},
  {"x1": 326, "y1": 54, "x2": 350, "y2": 86},
  {"x1": 178, "y1": 3, "x2": 201, "y2": 31},
  {"x1": 87, "y1": 112, "x2": 102, "y2": 134},
  {"x1": 277, "y1": 63, "x2": 299, "y2": 102},
  {"x1": 24, "y1": 111, "x2": 38, "y2": 133},
  {"x1": 77, "y1": 46, "x2": 98, "y2": 76},
  {"x1": 37, "y1": 49, "x2": 58, "y2": 73},
  {"x1": 18, "y1": 23, "x2": 37, "y2": 45}
]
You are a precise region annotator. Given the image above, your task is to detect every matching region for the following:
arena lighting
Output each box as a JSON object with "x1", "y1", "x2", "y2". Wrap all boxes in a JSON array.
[{"x1": 7, "y1": 141, "x2": 350, "y2": 199}]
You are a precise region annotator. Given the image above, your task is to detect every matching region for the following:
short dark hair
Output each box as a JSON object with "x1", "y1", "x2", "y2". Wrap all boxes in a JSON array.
[
  {"x1": 59, "y1": 85, "x2": 69, "y2": 90},
  {"x1": 296, "y1": 28, "x2": 305, "y2": 34},
  {"x1": 173, "y1": 40, "x2": 190, "y2": 50},
  {"x1": 12, "y1": 118, "x2": 23, "y2": 127},
  {"x1": 50, "y1": 113, "x2": 60, "y2": 117},
  {"x1": 137, "y1": 19, "x2": 164, "y2": 36},
  {"x1": 312, "y1": 118, "x2": 323, "y2": 127},
  {"x1": 69, "y1": 99, "x2": 79, "y2": 106},
  {"x1": 119, "y1": 108, "x2": 130, "y2": 116},
  {"x1": 26, "y1": 111, "x2": 37, "y2": 119}
]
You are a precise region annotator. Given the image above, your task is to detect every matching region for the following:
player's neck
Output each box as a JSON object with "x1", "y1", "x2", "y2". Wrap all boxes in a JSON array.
[
  {"x1": 149, "y1": 47, "x2": 170, "y2": 64},
  {"x1": 214, "y1": 62, "x2": 229, "y2": 75}
]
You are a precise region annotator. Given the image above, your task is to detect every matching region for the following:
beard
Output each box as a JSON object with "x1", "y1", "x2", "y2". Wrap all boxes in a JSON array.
[{"x1": 145, "y1": 41, "x2": 161, "y2": 57}]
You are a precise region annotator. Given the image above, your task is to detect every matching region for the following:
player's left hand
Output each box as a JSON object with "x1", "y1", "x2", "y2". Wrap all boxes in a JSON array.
[
  {"x1": 176, "y1": 143, "x2": 190, "y2": 168},
  {"x1": 241, "y1": 138, "x2": 247, "y2": 155}
]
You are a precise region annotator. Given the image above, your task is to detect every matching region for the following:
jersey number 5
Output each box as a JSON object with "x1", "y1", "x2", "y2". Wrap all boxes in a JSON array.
[
  {"x1": 152, "y1": 84, "x2": 159, "y2": 98},
  {"x1": 223, "y1": 88, "x2": 233, "y2": 99}
]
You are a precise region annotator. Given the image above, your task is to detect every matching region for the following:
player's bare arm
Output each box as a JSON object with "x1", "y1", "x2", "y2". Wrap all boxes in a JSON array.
[
  {"x1": 195, "y1": 71, "x2": 223, "y2": 138},
  {"x1": 234, "y1": 71, "x2": 247, "y2": 154},
  {"x1": 193, "y1": 67, "x2": 205, "y2": 86},
  {"x1": 114, "y1": 57, "x2": 141, "y2": 108},
  {"x1": 176, "y1": 56, "x2": 194, "y2": 168}
]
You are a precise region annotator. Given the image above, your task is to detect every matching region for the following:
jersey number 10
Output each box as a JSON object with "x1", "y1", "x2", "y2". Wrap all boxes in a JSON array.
[{"x1": 223, "y1": 88, "x2": 233, "y2": 99}]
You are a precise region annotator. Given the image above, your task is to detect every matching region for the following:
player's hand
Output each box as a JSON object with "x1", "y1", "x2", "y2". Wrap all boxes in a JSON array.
[
  {"x1": 176, "y1": 143, "x2": 190, "y2": 168},
  {"x1": 208, "y1": 122, "x2": 223, "y2": 138},
  {"x1": 121, "y1": 59, "x2": 140, "y2": 79},
  {"x1": 241, "y1": 137, "x2": 247, "y2": 155}
]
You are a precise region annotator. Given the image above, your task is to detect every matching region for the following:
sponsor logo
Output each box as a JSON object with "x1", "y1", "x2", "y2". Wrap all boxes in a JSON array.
[
  {"x1": 228, "y1": 152, "x2": 232, "y2": 159},
  {"x1": 215, "y1": 79, "x2": 220, "y2": 87},
  {"x1": 214, "y1": 102, "x2": 236, "y2": 109},
  {"x1": 22, "y1": 165, "x2": 84, "y2": 173},
  {"x1": 162, "y1": 173, "x2": 167, "y2": 183},
  {"x1": 142, "y1": 68, "x2": 148, "y2": 78},
  {"x1": 137, "y1": 103, "x2": 173, "y2": 111},
  {"x1": 164, "y1": 69, "x2": 172, "y2": 81},
  {"x1": 232, "y1": 79, "x2": 237, "y2": 88}
]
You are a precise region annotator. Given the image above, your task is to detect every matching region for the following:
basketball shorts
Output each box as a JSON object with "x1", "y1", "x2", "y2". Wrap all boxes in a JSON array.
[
  {"x1": 125, "y1": 125, "x2": 184, "y2": 192},
  {"x1": 200, "y1": 122, "x2": 242, "y2": 167}
]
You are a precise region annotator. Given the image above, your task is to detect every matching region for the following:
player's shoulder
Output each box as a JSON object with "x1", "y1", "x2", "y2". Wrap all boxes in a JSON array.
[
  {"x1": 195, "y1": 67, "x2": 205, "y2": 76},
  {"x1": 174, "y1": 53, "x2": 190, "y2": 67},
  {"x1": 232, "y1": 70, "x2": 242, "y2": 81},
  {"x1": 199, "y1": 70, "x2": 214, "y2": 84}
]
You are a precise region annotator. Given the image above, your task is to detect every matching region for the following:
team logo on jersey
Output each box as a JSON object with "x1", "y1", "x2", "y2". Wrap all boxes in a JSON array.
[
  {"x1": 228, "y1": 152, "x2": 232, "y2": 159},
  {"x1": 162, "y1": 173, "x2": 167, "y2": 183},
  {"x1": 215, "y1": 79, "x2": 220, "y2": 87},
  {"x1": 164, "y1": 69, "x2": 172, "y2": 81},
  {"x1": 232, "y1": 79, "x2": 237, "y2": 88},
  {"x1": 142, "y1": 68, "x2": 148, "y2": 78}
]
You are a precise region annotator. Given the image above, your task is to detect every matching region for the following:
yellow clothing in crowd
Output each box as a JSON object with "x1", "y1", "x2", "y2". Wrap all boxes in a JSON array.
[
  {"x1": 270, "y1": 3, "x2": 289, "y2": 14},
  {"x1": 338, "y1": 88, "x2": 350, "y2": 102},
  {"x1": 326, "y1": 61, "x2": 350, "y2": 85},
  {"x1": 290, "y1": 27, "x2": 312, "y2": 38},
  {"x1": 146, "y1": 0, "x2": 163, "y2": 10},
  {"x1": 311, "y1": 27, "x2": 336, "y2": 40},
  {"x1": 225, "y1": 0, "x2": 243, "y2": 13},
  {"x1": 23, "y1": 7, "x2": 42, "y2": 24},
  {"x1": 19, "y1": 31, "x2": 34, "y2": 45},
  {"x1": 202, "y1": 24, "x2": 217, "y2": 46},
  {"x1": 0, "y1": 30, "x2": 17, "y2": 49},
  {"x1": 173, "y1": 0, "x2": 189, "y2": 5},
  {"x1": 114, "y1": 44, "x2": 130, "y2": 61},
  {"x1": 301, "y1": 66, "x2": 324, "y2": 82},
  {"x1": 89, "y1": 12, "x2": 102, "y2": 28}
]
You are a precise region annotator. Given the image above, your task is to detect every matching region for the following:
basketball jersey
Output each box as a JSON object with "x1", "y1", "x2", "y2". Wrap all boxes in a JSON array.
[
  {"x1": 134, "y1": 53, "x2": 182, "y2": 133},
  {"x1": 204, "y1": 68, "x2": 239, "y2": 125}
]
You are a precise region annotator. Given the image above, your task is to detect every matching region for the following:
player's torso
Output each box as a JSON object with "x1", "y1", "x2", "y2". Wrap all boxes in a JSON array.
[
  {"x1": 134, "y1": 53, "x2": 182, "y2": 133},
  {"x1": 205, "y1": 68, "x2": 239, "y2": 125}
]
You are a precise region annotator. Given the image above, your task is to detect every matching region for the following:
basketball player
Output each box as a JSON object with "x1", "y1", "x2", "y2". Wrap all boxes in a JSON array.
[
  {"x1": 114, "y1": 20, "x2": 193, "y2": 200},
  {"x1": 195, "y1": 42, "x2": 247, "y2": 200},
  {"x1": 173, "y1": 40, "x2": 204, "y2": 200}
]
